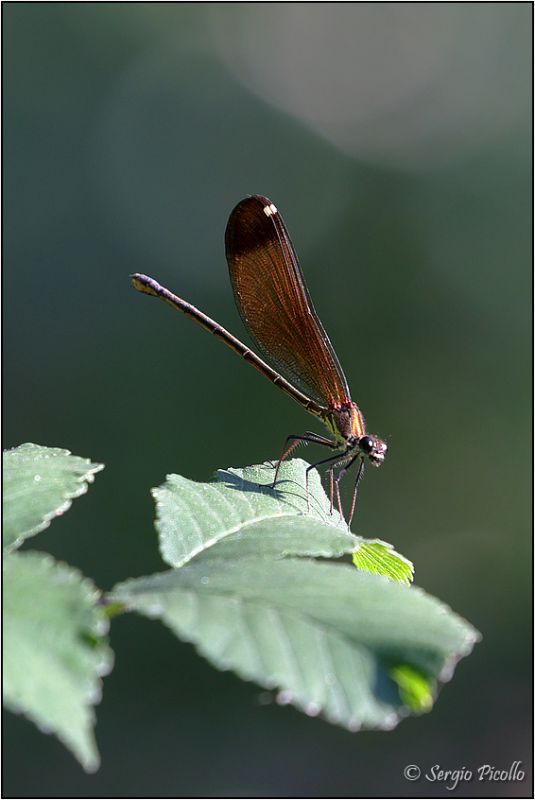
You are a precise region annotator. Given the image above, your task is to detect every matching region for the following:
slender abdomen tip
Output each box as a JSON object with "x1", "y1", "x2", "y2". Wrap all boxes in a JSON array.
[{"x1": 131, "y1": 274, "x2": 159, "y2": 296}]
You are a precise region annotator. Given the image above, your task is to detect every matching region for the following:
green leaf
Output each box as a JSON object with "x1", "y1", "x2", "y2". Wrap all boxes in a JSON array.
[
  {"x1": 3, "y1": 551, "x2": 113, "y2": 772},
  {"x1": 111, "y1": 559, "x2": 479, "y2": 732},
  {"x1": 389, "y1": 664, "x2": 434, "y2": 713},
  {"x1": 154, "y1": 459, "x2": 412, "y2": 584},
  {"x1": 2, "y1": 443, "x2": 104, "y2": 551},
  {"x1": 110, "y1": 457, "x2": 477, "y2": 731},
  {"x1": 352, "y1": 540, "x2": 414, "y2": 586}
]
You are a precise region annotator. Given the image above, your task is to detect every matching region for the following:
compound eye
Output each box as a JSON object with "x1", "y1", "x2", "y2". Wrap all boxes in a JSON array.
[{"x1": 360, "y1": 436, "x2": 374, "y2": 453}]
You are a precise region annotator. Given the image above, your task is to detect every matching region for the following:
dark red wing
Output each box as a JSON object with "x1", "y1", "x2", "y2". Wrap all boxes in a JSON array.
[{"x1": 225, "y1": 195, "x2": 351, "y2": 409}]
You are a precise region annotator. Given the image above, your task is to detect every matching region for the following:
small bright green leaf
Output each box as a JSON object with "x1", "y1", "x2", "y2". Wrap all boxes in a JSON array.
[
  {"x1": 3, "y1": 551, "x2": 113, "y2": 772},
  {"x1": 154, "y1": 459, "x2": 411, "y2": 583},
  {"x1": 101, "y1": 601, "x2": 126, "y2": 620},
  {"x1": 389, "y1": 664, "x2": 434, "y2": 712},
  {"x1": 2, "y1": 443, "x2": 104, "y2": 552},
  {"x1": 352, "y1": 540, "x2": 414, "y2": 585},
  {"x1": 111, "y1": 559, "x2": 479, "y2": 732}
]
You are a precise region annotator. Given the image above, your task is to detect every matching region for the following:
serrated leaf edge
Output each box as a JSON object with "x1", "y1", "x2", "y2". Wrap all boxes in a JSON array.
[
  {"x1": 3, "y1": 550, "x2": 114, "y2": 771},
  {"x1": 3, "y1": 444, "x2": 104, "y2": 551}
]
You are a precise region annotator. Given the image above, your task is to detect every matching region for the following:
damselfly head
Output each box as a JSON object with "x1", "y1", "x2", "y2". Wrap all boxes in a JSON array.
[{"x1": 358, "y1": 435, "x2": 387, "y2": 467}]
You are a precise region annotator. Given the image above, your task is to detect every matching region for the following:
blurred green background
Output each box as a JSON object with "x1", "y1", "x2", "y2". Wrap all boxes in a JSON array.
[{"x1": 3, "y1": 3, "x2": 532, "y2": 797}]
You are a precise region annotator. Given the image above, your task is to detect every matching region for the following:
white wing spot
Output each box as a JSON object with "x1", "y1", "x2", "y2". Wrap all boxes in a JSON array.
[{"x1": 263, "y1": 203, "x2": 278, "y2": 217}]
